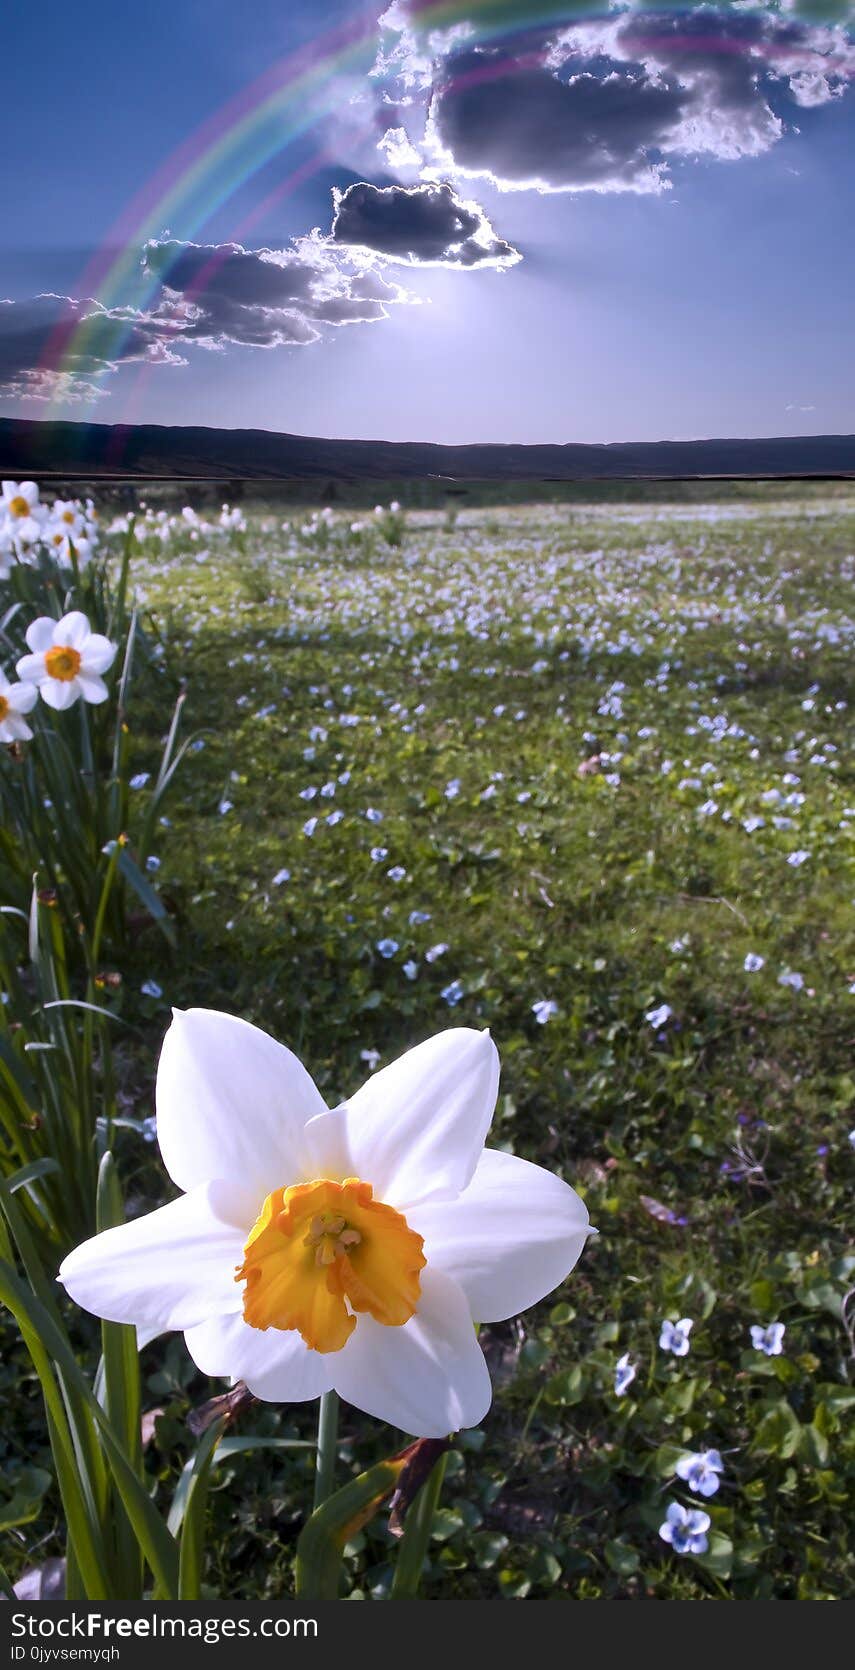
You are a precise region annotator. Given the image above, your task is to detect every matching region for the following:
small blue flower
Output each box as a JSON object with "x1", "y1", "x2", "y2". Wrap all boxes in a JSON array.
[
  {"x1": 750, "y1": 1322, "x2": 785, "y2": 1356},
  {"x1": 659, "y1": 1317, "x2": 693, "y2": 1356},
  {"x1": 532, "y1": 999, "x2": 558, "y2": 1024},
  {"x1": 272, "y1": 868, "x2": 291, "y2": 885},
  {"x1": 129, "y1": 773, "x2": 150, "y2": 790},
  {"x1": 659, "y1": 1501, "x2": 710, "y2": 1556},
  {"x1": 370, "y1": 846, "x2": 388, "y2": 862},
  {"x1": 645, "y1": 1002, "x2": 672, "y2": 1031},
  {"x1": 376, "y1": 938, "x2": 399, "y2": 959},
  {"x1": 675, "y1": 1450, "x2": 724, "y2": 1497},
  {"x1": 145, "y1": 855, "x2": 161, "y2": 873},
  {"x1": 387, "y1": 866, "x2": 407, "y2": 882},
  {"x1": 403, "y1": 959, "x2": 419, "y2": 981},
  {"x1": 614, "y1": 1353, "x2": 636, "y2": 1396},
  {"x1": 141, "y1": 979, "x2": 163, "y2": 999},
  {"x1": 743, "y1": 952, "x2": 764, "y2": 973},
  {"x1": 365, "y1": 807, "x2": 384, "y2": 822},
  {"x1": 441, "y1": 979, "x2": 464, "y2": 1006}
]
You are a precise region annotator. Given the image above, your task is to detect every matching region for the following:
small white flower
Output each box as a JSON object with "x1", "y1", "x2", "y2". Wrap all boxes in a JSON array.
[
  {"x1": 750, "y1": 1322, "x2": 785, "y2": 1356},
  {"x1": 272, "y1": 869, "x2": 291, "y2": 886},
  {"x1": 0, "y1": 668, "x2": 38, "y2": 743},
  {"x1": 16, "y1": 612, "x2": 116, "y2": 710},
  {"x1": 1, "y1": 480, "x2": 45, "y2": 546},
  {"x1": 645, "y1": 1003, "x2": 672, "y2": 1032},
  {"x1": 778, "y1": 969, "x2": 804, "y2": 991},
  {"x1": 675, "y1": 1449, "x2": 724, "y2": 1497},
  {"x1": 659, "y1": 1317, "x2": 693, "y2": 1356},
  {"x1": 614, "y1": 1352, "x2": 636, "y2": 1396},
  {"x1": 532, "y1": 999, "x2": 558, "y2": 1025},
  {"x1": 787, "y1": 850, "x2": 810, "y2": 867},
  {"x1": 659, "y1": 1501, "x2": 710, "y2": 1556}
]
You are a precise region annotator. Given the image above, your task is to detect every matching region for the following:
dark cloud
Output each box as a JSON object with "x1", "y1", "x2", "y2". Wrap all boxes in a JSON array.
[
  {"x1": 142, "y1": 237, "x2": 409, "y2": 341},
  {"x1": 0, "y1": 239, "x2": 414, "y2": 400},
  {"x1": 375, "y1": 8, "x2": 855, "y2": 194},
  {"x1": 429, "y1": 47, "x2": 680, "y2": 194},
  {"x1": 330, "y1": 180, "x2": 520, "y2": 266},
  {"x1": 0, "y1": 294, "x2": 186, "y2": 402}
]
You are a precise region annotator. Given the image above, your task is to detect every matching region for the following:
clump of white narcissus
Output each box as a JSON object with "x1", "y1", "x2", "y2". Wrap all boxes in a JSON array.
[
  {"x1": 16, "y1": 612, "x2": 117, "y2": 710},
  {"x1": 60, "y1": 1012, "x2": 593, "y2": 1437}
]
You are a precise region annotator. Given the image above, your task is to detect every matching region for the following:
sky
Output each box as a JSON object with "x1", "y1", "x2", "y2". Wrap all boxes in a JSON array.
[{"x1": 2, "y1": 0, "x2": 854, "y2": 444}]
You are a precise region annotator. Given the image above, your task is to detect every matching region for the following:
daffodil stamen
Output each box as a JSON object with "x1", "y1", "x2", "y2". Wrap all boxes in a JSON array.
[
  {"x1": 44, "y1": 645, "x2": 82, "y2": 682},
  {"x1": 9, "y1": 495, "x2": 30, "y2": 518},
  {"x1": 236, "y1": 1177, "x2": 426, "y2": 1354}
]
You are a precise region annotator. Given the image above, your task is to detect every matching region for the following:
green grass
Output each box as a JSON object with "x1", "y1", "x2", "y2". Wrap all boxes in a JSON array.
[{"x1": 4, "y1": 485, "x2": 854, "y2": 1599}]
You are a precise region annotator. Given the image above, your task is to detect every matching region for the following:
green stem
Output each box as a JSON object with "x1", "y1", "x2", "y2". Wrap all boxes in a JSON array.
[
  {"x1": 389, "y1": 1452, "x2": 447, "y2": 1599},
  {"x1": 312, "y1": 1390, "x2": 339, "y2": 1512}
]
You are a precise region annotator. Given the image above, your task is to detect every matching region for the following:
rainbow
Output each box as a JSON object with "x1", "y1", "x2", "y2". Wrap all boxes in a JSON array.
[{"x1": 41, "y1": 0, "x2": 853, "y2": 428}]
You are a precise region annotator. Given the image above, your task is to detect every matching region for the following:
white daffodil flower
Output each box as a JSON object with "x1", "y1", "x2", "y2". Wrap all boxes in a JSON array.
[
  {"x1": 16, "y1": 611, "x2": 116, "y2": 710},
  {"x1": 0, "y1": 668, "x2": 38, "y2": 742},
  {"x1": 1, "y1": 480, "x2": 46, "y2": 546},
  {"x1": 60, "y1": 1011, "x2": 592, "y2": 1438}
]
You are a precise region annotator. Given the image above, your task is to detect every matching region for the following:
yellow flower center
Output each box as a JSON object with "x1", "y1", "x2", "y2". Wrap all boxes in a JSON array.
[
  {"x1": 62, "y1": 510, "x2": 75, "y2": 523},
  {"x1": 0, "y1": 694, "x2": 8, "y2": 722},
  {"x1": 236, "y1": 1177, "x2": 426, "y2": 1355},
  {"x1": 44, "y1": 645, "x2": 82, "y2": 682},
  {"x1": 9, "y1": 495, "x2": 30, "y2": 518}
]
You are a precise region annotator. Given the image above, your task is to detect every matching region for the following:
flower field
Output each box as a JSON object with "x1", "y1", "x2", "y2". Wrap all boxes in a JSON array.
[{"x1": 1, "y1": 482, "x2": 853, "y2": 1600}]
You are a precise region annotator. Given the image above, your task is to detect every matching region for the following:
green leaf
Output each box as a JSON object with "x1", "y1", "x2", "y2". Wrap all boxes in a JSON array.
[
  {"x1": 116, "y1": 849, "x2": 177, "y2": 946},
  {"x1": 0, "y1": 1467, "x2": 53, "y2": 1532}
]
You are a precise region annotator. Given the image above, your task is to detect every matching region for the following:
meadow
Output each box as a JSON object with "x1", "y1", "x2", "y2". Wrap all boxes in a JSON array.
[{"x1": 2, "y1": 483, "x2": 853, "y2": 1601}]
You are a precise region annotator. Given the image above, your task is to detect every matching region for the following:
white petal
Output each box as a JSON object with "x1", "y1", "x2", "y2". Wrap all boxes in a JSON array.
[
  {"x1": 332, "y1": 1268, "x2": 492, "y2": 1438},
  {"x1": 54, "y1": 611, "x2": 91, "y2": 648},
  {"x1": 76, "y1": 674, "x2": 109, "y2": 704},
  {"x1": 155, "y1": 1007, "x2": 328, "y2": 1199},
  {"x1": 10, "y1": 680, "x2": 38, "y2": 714},
  {"x1": 58, "y1": 1181, "x2": 251, "y2": 1332},
  {"x1": 24, "y1": 617, "x2": 54, "y2": 653},
  {"x1": 184, "y1": 1311, "x2": 334, "y2": 1402},
  {"x1": 305, "y1": 1028, "x2": 500, "y2": 1210},
  {"x1": 411, "y1": 1149, "x2": 591, "y2": 1323},
  {"x1": 40, "y1": 679, "x2": 79, "y2": 710},
  {"x1": 0, "y1": 713, "x2": 33, "y2": 742},
  {"x1": 79, "y1": 635, "x2": 116, "y2": 675},
  {"x1": 15, "y1": 654, "x2": 45, "y2": 684}
]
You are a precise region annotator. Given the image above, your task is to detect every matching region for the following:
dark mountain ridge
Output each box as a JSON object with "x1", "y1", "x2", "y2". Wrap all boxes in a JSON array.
[{"x1": 2, "y1": 416, "x2": 854, "y2": 482}]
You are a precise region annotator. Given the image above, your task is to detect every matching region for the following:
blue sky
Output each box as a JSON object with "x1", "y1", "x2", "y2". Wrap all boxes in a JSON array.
[{"x1": 2, "y1": 0, "x2": 853, "y2": 442}]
